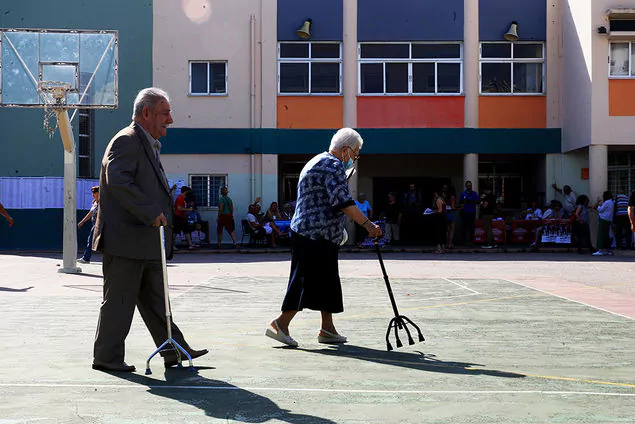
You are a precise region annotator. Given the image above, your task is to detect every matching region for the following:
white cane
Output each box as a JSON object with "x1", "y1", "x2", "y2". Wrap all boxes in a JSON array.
[{"x1": 145, "y1": 225, "x2": 194, "y2": 374}]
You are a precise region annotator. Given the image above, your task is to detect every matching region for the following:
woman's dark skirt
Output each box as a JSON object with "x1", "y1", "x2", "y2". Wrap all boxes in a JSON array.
[{"x1": 281, "y1": 231, "x2": 343, "y2": 313}]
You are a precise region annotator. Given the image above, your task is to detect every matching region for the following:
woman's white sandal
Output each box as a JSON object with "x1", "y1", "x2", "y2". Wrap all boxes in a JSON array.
[
  {"x1": 318, "y1": 328, "x2": 347, "y2": 344},
  {"x1": 265, "y1": 320, "x2": 298, "y2": 347}
]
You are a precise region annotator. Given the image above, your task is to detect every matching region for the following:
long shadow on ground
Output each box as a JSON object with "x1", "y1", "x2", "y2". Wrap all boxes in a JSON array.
[
  {"x1": 108, "y1": 367, "x2": 336, "y2": 423},
  {"x1": 300, "y1": 344, "x2": 526, "y2": 379}
]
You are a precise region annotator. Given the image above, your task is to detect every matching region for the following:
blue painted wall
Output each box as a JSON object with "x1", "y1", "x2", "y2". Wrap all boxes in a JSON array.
[
  {"x1": 358, "y1": 0, "x2": 464, "y2": 41},
  {"x1": 479, "y1": 0, "x2": 546, "y2": 41},
  {"x1": 0, "y1": 0, "x2": 153, "y2": 177},
  {"x1": 161, "y1": 128, "x2": 561, "y2": 155},
  {"x1": 278, "y1": 0, "x2": 343, "y2": 41}
]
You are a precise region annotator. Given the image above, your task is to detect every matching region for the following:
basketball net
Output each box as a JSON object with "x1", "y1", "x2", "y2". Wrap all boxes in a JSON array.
[{"x1": 38, "y1": 81, "x2": 71, "y2": 137}]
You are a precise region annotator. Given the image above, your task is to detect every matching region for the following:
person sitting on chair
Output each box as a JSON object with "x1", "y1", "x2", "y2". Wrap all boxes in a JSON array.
[{"x1": 246, "y1": 204, "x2": 274, "y2": 246}]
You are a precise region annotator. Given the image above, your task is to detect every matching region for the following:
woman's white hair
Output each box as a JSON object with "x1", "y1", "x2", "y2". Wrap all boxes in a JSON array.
[
  {"x1": 132, "y1": 87, "x2": 170, "y2": 119},
  {"x1": 329, "y1": 128, "x2": 364, "y2": 151}
]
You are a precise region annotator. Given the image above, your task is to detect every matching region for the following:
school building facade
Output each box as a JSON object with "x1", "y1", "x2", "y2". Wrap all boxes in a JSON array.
[{"x1": 1, "y1": 0, "x2": 635, "y2": 248}]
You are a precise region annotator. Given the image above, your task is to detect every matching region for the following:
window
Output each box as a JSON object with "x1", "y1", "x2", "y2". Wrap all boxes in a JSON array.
[
  {"x1": 609, "y1": 42, "x2": 635, "y2": 77},
  {"x1": 358, "y1": 43, "x2": 462, "y2": 95},
  {"x1": 608, "y1": 151, "x2": 635, "y2": 195},
  {"x1": 78, "y1": 109, "x2": 93, "y2": 178},
  {"x1": 480, "y1": 42, "x2": 544, "y2": 94},
  {"x1": 190, "y1": 175, "x2": 227, "y2": 208},
  {"x1": 278, "y1": 42, "x2": 341, "y2": 94},
  {"x1": 189, "y1": 61, "x2": 227, "y2": 95}
]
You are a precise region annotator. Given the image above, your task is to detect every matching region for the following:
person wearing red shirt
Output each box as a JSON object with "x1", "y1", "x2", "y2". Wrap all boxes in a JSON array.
[{"x1": 174, "y1": 186, "x2": 194, "y2": 249}]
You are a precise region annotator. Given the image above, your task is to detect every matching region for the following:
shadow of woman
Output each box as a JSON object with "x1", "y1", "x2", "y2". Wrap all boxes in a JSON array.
[
  {"x1": 0, "y1": 286, "x2": 34, "y2": 292},
  {"x1": 299, "y1": 344, "x2": 526, "y2": 379},
  {"x1": 105, "y1": 367, "x2": 336, "y2": 423}
]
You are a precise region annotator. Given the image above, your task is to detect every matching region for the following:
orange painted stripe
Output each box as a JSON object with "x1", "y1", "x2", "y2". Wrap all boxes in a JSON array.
[
  {"x1": 357, "y1": 97, "x2": 464, "y2": 128},
  {"x1": 609, "y1": 79, "x2": 635, "y2": 116},
  {"x1": 277, "y1": 96, "x2": 343, "y2": 129},
  {"x1": 479, "y1": 96, "x2": 546, "y2": 128}
]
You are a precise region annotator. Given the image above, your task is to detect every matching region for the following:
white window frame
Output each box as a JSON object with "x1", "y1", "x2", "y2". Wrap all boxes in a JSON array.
[
  {"x1": 189, "y1": 174, "x2": 227, "y2": 210},
  {"x1": 357, "y1": 42, "x2": 464, "y2": 96},
  {"x1": 479, "y1": 42, "x2": 545, "y2": 95},
  {"x1": 188, "y1": 61, "x2": 228, "y2": 96},
  {"x1": 608, "y1": 41, "x2": 635, "y2": 78},
  {"x1": 277, "y1": 42, "x2": 342, "y2": 96}
]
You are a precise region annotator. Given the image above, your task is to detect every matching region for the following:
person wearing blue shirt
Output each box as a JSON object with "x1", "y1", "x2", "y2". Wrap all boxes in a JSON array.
[
  {"x1": 458, "y1": 180, "x2": 480, "y2": 246},
  {"x1": 354, "y1": 193, "x2": 373, "y2": 246}
]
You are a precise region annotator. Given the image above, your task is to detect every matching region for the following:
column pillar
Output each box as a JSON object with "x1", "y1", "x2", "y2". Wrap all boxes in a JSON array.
[
  {"x1": 343, "y1": 0, "x2": 358, "y2": 244},
  {"x1": 589, "y1": 145, "x2": 608, "y2": 204},
  {"x1": 464, "y1": 0, "x2": 479, "y2": 129},
  {"x1": 463, "y1": 153, "x2": 479, "y2": 194}
]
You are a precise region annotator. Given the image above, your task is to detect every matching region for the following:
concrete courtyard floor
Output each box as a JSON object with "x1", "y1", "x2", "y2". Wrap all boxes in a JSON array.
[{"x1": 0, "y1": 251, "x2": 634, "y2": 423}]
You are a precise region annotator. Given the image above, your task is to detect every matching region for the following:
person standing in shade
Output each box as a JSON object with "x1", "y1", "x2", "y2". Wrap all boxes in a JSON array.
[
  {"x1": 91, "y1": 87, "x2": 207, "y2": 372},
  {"x1": 354, "y1": 193, "x2": 373, "y2": 247},
  {"x1": 383, "y1": 192, "x2": 402, "y2": 245},
  {"x1": 552, "y1": 184, "x2": 577, "y2": 217},
  {"x1": 402, "y1": 183, "x2": 422, "y2": 244},
  {"x1": 217, "y1": 186, "x2": 238, "y2": 248},
  {"x1": 614, "y1": 191, "x2": 631, "y2": 249},
  {"x1": 265, "y1": 128, "x2": 382, "y2": 347},
  {"x1": 78, "y1": 186, "x2": 99, "y2": 264},
  {"x1": 458, "y1": 180, "x2": 479, "y2": 247},
  {"x1": 0, "y1": 201, "x2": 14, "y2": 227},
  {"x1": 592, "y1": 191, "x2": 614, "y2": 256}
]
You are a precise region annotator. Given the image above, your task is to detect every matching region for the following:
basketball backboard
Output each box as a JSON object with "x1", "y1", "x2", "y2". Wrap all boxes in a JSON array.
[{"x1": 0, "y1": 28, "x2": 118, "y2": 108}]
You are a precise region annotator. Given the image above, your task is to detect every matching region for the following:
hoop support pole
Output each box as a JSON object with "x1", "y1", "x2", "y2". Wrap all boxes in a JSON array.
[{"x1": 56, "y1": 109, "x2": 81, "y2": 274}]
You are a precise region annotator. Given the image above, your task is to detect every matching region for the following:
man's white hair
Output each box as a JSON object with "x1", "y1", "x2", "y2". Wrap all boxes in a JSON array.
[
  {"x1": 329, "y1": 128, "x2": 364, "y2": 151},
  {"x1": 132, "y1": 87, "x2": 170, "y2": 119}
]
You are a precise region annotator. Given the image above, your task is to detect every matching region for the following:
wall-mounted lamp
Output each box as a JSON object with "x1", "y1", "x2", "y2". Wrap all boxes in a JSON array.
[
  {"x1": 504, "y1": 21, "x2": 519, "y2": 41},
  {"x1": 598, "y1": 26, "x2": 608, "y2": 34},
  {"x1": 296, "y1": 19, "x2": 312, "y2": 39}
]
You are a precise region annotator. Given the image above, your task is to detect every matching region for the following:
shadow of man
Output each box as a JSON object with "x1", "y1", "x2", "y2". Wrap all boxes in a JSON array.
[
  {"x1": 104, "y1": 367, "x2": 336, "y2": 423},
  {"x1": 299, "y1": 344, "x2": 526, "y2": 379}
]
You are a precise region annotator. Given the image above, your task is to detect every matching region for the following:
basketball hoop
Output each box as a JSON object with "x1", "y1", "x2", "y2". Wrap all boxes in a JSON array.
[{"x1": 38, "y1": 81, "x2": 72, "y2": 137}]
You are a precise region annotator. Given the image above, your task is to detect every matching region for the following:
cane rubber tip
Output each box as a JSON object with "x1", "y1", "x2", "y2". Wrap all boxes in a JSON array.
[
  {"x1": 419, "y1": 334, "x2": 425, "y2": 342},
  {"x1": 145, "y1": 369, "x2": 152, "y2": 375},
  {"x1": 387, "y1": 343, "x2": 393, "y2": 351},
  {"x1": 396, "y1": 340, "x2": 403, "y2": 348},
  {"x1": 408, "y1": 338, "x2": 415, "y2": 345}
]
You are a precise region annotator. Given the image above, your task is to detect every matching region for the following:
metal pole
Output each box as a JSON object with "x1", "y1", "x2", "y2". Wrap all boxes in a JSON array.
[{"x1": 56, "y1": 109, "x2": 81, "y2": 274}]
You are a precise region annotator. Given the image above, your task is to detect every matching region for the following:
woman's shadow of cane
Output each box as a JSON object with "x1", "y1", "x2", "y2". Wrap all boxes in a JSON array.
[{"x1": 109, "y1": 367, "x2": 336, "y2": 423}]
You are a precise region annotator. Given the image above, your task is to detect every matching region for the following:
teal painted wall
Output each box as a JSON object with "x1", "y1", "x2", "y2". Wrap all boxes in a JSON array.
[
  {"x1": 162, "y1": 128, "x2": 562, "y2": 155},
  {"x1": 0, "y1": 0, "x2": 153, "y2": 177}
]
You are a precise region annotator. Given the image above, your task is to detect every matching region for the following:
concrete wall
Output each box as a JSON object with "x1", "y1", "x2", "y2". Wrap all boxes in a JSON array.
[
  {"x1": 479, "y1": 0, "x2": 546, "y2": 41},
  {"x1": 561, "y1": 0, "x2": 593, "y2": 152},
  {"x1": 591, "y1": 0, "x2": 635, "y2": 145},
  {"x1": 278, "y1": 0, "x2": 342, "y2": 41},
  {"x1": 358, "y1": 0, "x2": 464, "y2": 41},
  {"x1": 153, "y1": 0, "x2": 277, "y2": 129}
]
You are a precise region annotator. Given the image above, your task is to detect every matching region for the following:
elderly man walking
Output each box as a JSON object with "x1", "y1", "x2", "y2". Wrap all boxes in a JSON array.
[{"x1": 92, "y1": 87, "x2": 207, "y2": 372}]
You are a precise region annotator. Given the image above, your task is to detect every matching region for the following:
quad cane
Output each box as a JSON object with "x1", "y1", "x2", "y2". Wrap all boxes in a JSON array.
[
  {"x1": 145, "y1": 226, "x2": 194, "y2": 375},
  {"x1": 373, "y1": 239, "x2": 425, "y2": 351}
]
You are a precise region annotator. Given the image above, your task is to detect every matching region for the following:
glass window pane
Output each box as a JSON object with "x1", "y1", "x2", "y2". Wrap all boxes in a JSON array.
[
  {"x1": 311, "y1": 63, "x2": 340, "y2": 93},
  {"x1": 412, "y1": 43, "x2": 460, "y2": 59},
  {"x1": 311, "y1": 43, "x2": 340, "y2": 59},
  {"x1": 385, "y1": 63, "x2": 408, "y2": 93},
  {"x1": 631, "y1": 43, "x2": 635, "y2": 76},
  {"x1": 360, "y1": 44, "x2": 409, "y2": 59},
  {"x1": 437, "y1": 63, "x2": 461, "y2": 93},
  {"x1": 191, "y1": 63, "x2": 208, "y2": 94},
  {"x1": 280, "y1": 43, "x2": 309, "y2": 58},
  {"x1": 209, "y1": 63, "x2": 226, "y2": 94},
  {"x1": 481, "y1": 43, "x2": 511, "y2": 58},
  {"x1": 610, "y1": 43, "x2": 629, "y2": 76},
  {"x1": 360, "y1": 63, "x2": 384, "y2": 93},
  {"x1": 513, "y1": 43, "x2": 543, "y2": 59},
  {"x1": 279, "y1": 63, "x2": 309, "y2": 93},
  {"x1": 513, "y1": 63, "x2": 543, "y2": 93},
  {"x1": 412, "y1": 63, "x2": 435, "y2": 93},
  {"x1": 481, "y1": 63, "x2": 511, "y2": 93},
  {"x1": 190, "y1": 176, "x2": 209, "y2": 208}
]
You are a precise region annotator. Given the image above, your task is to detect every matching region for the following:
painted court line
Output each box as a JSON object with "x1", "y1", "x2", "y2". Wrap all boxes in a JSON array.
[
  {"x1": 442, "y1": 278, "x2": 480, "y2": 295},
  {"x1": 0, "y1": 383, "x2": 632, "y2": 396},
  {"x1": 501, "y1": 278, "x2": 635, "y2": 321}
]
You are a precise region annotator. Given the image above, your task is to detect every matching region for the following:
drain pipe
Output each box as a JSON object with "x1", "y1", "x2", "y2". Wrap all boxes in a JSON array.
[{"x1": 250, "y1": 13, "x2": 256, "y2": 204}]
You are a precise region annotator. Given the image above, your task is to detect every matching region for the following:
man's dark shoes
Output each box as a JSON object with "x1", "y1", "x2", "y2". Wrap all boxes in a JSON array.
[
  {"x1": 164, "y1": 348, "x2": 209, "y2": 367},
  {"x1": 92, "y1": 360, "x2": 136, "y2": 372}
]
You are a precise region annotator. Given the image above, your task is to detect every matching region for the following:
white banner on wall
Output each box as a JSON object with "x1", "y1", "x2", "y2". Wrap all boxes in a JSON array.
[{"x1": 0, "y1": 177, "x2": 100, "y2": 210}]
